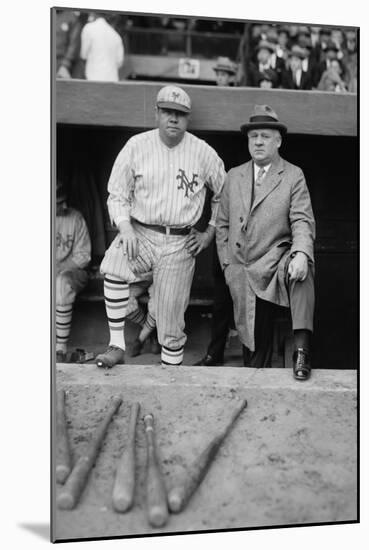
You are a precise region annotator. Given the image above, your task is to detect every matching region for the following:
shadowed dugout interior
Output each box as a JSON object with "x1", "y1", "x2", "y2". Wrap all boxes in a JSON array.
[{"x1": 56, "y1": 122, "x2": 357, "y2": 371}]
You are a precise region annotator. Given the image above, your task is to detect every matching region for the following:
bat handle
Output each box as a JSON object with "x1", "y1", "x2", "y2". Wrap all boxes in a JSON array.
[
  {"x1": 112, "y1": 402, "x2": 140, "y2": 513},
  {"x1": 56, "y1": 389, "x2": 72, "y2": 485},
  {"x1": 143, "y1": 413, "x2": 169, "y2": 527}
]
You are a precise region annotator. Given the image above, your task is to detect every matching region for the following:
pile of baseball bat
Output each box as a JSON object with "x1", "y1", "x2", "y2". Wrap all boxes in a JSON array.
[{"x1": 56, "y1": 388, "x2": 247, "y2": 528}]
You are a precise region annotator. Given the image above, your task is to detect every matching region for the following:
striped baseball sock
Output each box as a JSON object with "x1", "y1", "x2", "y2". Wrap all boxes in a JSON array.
[
  {"x1": 161, "y1": 345, "x2": 184, "y2": 366},
  {"x1": 56, "y1": 305, "x2": 73, "y2": 352},
  {"x1": 127, "y1": 307, "x2": 146, "y2": 327},
  {"x1": 138, "y1": 312, "x2": 156, "y2": 343},
  {"x1": 144, "y1": 312, "x2": 156, "y2": 332},
  {"x1": 104, "y1": 275, "x2": 129, "y2": 351}
]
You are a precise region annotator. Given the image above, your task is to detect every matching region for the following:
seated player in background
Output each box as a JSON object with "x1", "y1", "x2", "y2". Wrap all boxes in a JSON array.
[{"x1": 56, "y1": 181, "x2": 91, "y2": 362}]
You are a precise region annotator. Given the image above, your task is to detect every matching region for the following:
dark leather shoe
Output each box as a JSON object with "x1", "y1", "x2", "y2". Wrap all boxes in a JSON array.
[
  {"x1": 293, "y1": 348, "x2": 311, "y2": 381},
  {"x1": 130, "y1": 338, "x2": 144, "y2": 357},
  {"x1": 194, "y1": 354, "x2": 224, "y2": 366}
]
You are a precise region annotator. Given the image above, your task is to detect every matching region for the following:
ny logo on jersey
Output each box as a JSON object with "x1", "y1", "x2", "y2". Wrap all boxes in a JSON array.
[
  {"x1": 56, "y1": 232, "x2": 74, "y2": 251},
  {"x1": 176, "y1": 169, "x2": 199, "y2": 197}
]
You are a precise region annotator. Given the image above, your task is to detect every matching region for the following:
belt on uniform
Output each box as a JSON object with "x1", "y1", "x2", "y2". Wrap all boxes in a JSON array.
[{"x1": 133, "y1": 219, "x2": 192, "y2": 236}]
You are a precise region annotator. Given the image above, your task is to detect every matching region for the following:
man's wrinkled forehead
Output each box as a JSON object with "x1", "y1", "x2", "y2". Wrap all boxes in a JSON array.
[{"x1": 248, "y1": 128, "x2": 281, "y2": 138}]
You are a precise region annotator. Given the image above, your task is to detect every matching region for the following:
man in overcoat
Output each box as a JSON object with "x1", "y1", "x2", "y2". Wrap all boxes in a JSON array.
[{"x1": 216, "y1": 105, "x2": 315, "y2": 380}]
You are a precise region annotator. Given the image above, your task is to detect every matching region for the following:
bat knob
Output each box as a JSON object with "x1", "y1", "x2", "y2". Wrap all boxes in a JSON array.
[
  {"x1": 56, "y1": 465, "x2": 71, "y2": 485},
  {"x1": 112, "y1": 495, "x2": 132, "y2": 513},
  {"x1": 148, "y1": 505, "x2": 169, "y2": 527},
  {"x1": 168, "y1": 486, "x2": 185, "y2": 513},
  {"x1": 57, "y1": 492, "x2": 75, "y2": 510}
]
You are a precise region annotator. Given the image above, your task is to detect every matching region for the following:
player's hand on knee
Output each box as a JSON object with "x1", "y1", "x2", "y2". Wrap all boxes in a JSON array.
[
  {"x1": 117, "y1": 221, "x2": 139, "y2": 261},
  {"x1": 288, "y1": 252, "x2": 308, "y2": 281}
]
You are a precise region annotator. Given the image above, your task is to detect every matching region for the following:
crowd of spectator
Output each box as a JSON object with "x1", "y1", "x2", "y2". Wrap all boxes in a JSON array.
[
  {"x1": 55, "y1": 10, "x2": 357, "y2": 93},
  {"x1": 243, "y1": 23, "x2": 357, "y2": 92}
]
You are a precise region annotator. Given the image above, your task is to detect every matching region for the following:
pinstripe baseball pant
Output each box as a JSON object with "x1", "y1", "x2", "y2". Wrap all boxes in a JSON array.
[
  {"x1": 100, "y1": 222, "x2": 195, "y2": 360},
  {"x1": 56, "y1": 268, "x2": 88, "y2": 306}
]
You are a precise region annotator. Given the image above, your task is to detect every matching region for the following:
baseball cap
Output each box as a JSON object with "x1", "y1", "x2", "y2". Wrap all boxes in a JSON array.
[
  {"x1": 56, "y1": 180, "x2": 67, "y2": 204},
  {"x1": 156, "y1": 85, "x2": 191, "y2": 114}
]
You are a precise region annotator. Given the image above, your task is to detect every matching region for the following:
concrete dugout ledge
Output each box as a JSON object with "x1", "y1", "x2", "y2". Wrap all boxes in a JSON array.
[{"x1": 53, "y1": 365, "x2": 357, "y2": 541}]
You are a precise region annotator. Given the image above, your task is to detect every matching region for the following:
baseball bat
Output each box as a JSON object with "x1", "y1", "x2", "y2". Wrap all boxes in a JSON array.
[
  {"x1": 112, "y1": 401, "x2": 140, "y2": 512},
  {"x1": 55, "y1": 389, "x2": 72, "y2": 484},
  {"x1": 57, "y1": 396, "x2": 122, "y2": 510},
  {"x1": 168, "y1": 398, "x2": 247, "y2": 513},
  {"x1": 143, "y1": 413, "x2": 169, "y2": 527}
]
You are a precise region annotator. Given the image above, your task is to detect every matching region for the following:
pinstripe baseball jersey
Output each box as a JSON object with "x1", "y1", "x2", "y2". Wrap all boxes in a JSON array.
[
  {"x1": 56, "y1": 208, "x2": 91, "y2": 270},
  {"x1": 107, "y1": 129, "x2": 226, "y2": 229}
]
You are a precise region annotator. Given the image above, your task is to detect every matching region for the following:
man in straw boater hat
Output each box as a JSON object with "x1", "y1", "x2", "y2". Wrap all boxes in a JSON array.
[
  {"x1": 96, "y1": 85, "x2": 226, "y2": 369},
  {"x1": 213, "y1": 56, "x2": 238, "y2": 87},
  {"x1": 216, "y1": 105, "x2": 315, "y2": 380}
]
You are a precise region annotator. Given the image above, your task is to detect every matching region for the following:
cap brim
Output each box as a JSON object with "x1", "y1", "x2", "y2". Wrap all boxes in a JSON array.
[
  {"x1": 256, "y1": 46, "x2": 275, "y2": 53},
  {"x1": 240, "y1": 122, "x2": 288, "y2": 135},
  {"x1": 214, "y1": 66, "x2": 236, "y2": 74},
  {"x1": 157, "y1": 101, "x2": 190, "y2": 113},
  {"x1": 289, "y1": 53, "x2": 306, "y2": 59}
]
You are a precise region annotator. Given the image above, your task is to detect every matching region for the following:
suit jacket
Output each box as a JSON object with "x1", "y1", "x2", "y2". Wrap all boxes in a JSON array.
[
  {"x1": 248, "y1": 62, "x2": 279, "y2": 87},
  {"x1": 216, "y1": 155, "x2": 315, "y2": 350},
  {"x1": 314, "y1": 60, "x2": 331, "y2": 87},
  {"x1": 280, "y1": 68, "x2": 313, "y2": 90}
]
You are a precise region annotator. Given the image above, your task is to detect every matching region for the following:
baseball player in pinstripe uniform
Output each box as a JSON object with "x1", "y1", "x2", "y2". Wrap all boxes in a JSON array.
[
  {"x1": 56, "y1": 181, "x2": 91, "y2": 362},
  {"x1": 96, "y1": 85, "x2": 226, "y2": 368}
]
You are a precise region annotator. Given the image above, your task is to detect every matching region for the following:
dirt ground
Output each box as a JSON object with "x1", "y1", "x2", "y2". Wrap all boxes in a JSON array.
[{"x1": 52, "y1": 364, "x2": 357, "y2": 542}]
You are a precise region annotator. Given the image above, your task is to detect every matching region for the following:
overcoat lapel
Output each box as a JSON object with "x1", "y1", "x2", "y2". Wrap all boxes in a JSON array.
[
  {"x1": 251, "y1": 156, "x2": 284, "y2": 212},
  {"x1": 236, "y1": 162, "x2": 253, "y2": 222}
]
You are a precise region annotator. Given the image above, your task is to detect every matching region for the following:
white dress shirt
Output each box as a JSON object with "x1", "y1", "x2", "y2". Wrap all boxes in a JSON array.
[
  {"x1": 254, "y1": 163, "x2": 271, "y2": 182},
  {"x1": 80, "y1": 17, "x2": 124, "y2": 82},
  {"x1": 293, "y1": 69, "x2": 302, "y2": 87}
]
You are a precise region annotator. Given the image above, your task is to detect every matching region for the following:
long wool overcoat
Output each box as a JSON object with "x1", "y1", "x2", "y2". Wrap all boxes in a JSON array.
[{"x1": 216, "y1": 155, "x2": 315, "y2": 351}]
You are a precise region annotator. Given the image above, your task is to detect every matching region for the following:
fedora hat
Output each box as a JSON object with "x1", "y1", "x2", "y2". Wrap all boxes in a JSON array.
[
  {"x1": 325, "y1": 39, "x2": 339, "y2": 52},
  {"x1": 56, "y1": 180, "x2": 67, "y2": 204},
  {"x1": 278, "y1": 25, "x2": 291, "y2": 36},
  {"x1": 297, "y1": 25, "x2": 311, "y2": 36},
  {"x1": 256, "y1": 40, "x2": 276, "y2": 53},
  {"x1": 289, "y1": 44, "x2": 309, "y2": 59},
  {"x1": 240, "y1": 105, "x2": 288, "y2": 135},
  {"x1": 213, "y1": 56, "x2": 237, "y2": 75}
]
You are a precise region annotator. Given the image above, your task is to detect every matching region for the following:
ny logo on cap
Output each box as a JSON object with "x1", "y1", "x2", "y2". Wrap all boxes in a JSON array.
[{"x1": 171, "y1": 91, "x2": 180, "y2": 100}]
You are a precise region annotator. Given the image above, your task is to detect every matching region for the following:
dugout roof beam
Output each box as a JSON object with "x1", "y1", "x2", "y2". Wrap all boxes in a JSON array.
[{"x1": 55, "y1": 80, "x2": 357, "y2": 136}]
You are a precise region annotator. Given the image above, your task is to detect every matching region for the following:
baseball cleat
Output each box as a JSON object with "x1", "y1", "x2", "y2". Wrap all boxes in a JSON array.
[
  {"x1": 56, "y1": 350, "x2": 67, "y2": 363},
  {"x1": 95, "y1": 345, "x2": 125, "y2": 369}
]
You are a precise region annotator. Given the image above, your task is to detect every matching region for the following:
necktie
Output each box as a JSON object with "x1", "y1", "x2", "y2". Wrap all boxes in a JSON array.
[{"x1": 255, "y1": 167, "x2": 266, "y2": 186}]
